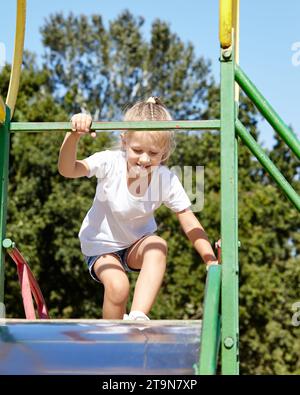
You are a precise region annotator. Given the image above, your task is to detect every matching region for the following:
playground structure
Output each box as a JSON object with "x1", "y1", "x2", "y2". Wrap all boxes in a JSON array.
[{"x1": 0, "y1": 0, "x2": 299, "y2": 375}]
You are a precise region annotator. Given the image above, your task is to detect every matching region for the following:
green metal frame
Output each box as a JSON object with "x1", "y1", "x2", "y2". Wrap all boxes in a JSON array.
[
  {"x1": 0, "y1": 107, "x2": 10, "y2": 305},
  {"x1": 236, "y1": 120, "x2": 300, "y2": 211},
  {"x1": 235, "y1": 65, "x2": 300, "y2": 160},
  {"x1": 220, "y1": 47, "x2": 239, "y2": 374},
  {"x1": 10, "y1": 120, "x2": 220, "y2": 132},
  {"x1": 1, "y1": 30, "x2": 300, "y2": 375},
  {"x1": 198, "y1": 265, "x2": 222, "y2": 374}
]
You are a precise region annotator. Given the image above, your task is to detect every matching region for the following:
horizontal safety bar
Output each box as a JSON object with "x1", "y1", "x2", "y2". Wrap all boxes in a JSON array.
[{"x1": 9, "y1": 120, "x2": 221, "y2": 132}]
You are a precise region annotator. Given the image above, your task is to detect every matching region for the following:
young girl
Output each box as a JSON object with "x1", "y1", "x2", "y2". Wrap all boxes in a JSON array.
[{"x1": 58, "y1": 97, "x2": 218, "y2": 321}]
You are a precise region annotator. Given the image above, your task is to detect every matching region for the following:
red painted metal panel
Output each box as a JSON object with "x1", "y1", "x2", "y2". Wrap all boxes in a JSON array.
[{"x1": 8, "y1": 247, "x2": 50, "y2": 319}]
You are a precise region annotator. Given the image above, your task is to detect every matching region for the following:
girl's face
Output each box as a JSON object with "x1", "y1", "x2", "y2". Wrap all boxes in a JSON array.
[{"x1": 123, "y1": 132, "x2": 165, "y2": 178}]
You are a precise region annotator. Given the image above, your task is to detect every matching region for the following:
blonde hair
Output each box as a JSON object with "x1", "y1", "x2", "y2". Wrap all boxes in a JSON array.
[{"x1": 122, "y1": 97, "x2": 175, "y2": 165}]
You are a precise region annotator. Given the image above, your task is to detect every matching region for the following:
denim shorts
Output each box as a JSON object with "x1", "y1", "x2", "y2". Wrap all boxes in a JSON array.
[{"x1": 84, "y1": 246, "x2": 141, "y2": 283}]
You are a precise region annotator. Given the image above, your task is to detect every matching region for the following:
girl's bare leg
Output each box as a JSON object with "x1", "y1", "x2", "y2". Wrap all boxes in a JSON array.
[
  {"x1": 126, "y1": 235, "x2": 167, "y2": 314},
  {"x1": 93, "y1": 254, "x2": 130, "y2": 319}
]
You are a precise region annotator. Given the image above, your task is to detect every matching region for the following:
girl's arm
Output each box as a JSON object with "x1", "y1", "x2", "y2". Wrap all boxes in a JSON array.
[
  {"x1": 58, "y1": 113, "x2": 93, "y2": 178},
  {"x1": 176, "y1": 208, "x2": 218, "y2": 268}
]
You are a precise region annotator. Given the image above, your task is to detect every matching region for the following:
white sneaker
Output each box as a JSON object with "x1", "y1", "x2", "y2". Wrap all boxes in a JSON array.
[
  {"x1": 123, "y1": 314, "x2": 130, "y2": 320},
  {"x1": 128, "y1": 311, "x2": 150, "y2": 321}
]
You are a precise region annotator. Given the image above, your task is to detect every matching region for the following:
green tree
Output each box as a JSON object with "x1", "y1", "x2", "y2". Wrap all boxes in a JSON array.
[
  {"x1": 238, "y1": 130, "x2": 300, "y2": 374},
  {"x1": 40, "y1": 11, "x2": 213, "y2": 120}
]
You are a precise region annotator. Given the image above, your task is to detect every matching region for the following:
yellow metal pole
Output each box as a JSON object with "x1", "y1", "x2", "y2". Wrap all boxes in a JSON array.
[
  {"x1": 6, "y1": 0, "x2": 26, "y2": 118},
  {"x1": 219, "y1": 0, "x2": 233, "y2": 49},
  {"x1": 0, "y1": 96, "x2": 5, "y2": 124}
]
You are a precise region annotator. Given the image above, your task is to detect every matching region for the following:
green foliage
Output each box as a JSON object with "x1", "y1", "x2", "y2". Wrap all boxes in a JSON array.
[
  {"x1": 40, "y1": 10, "x2": 212, "y2": 120},
  {"x1": 2, "y1": 10, "x2": 300, "y2": 374}
]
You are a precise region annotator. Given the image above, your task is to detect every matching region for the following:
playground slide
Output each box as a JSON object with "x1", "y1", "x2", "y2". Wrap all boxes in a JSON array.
[{"x1": 0, "y1": 320, "x2": 201, "y2": 374}]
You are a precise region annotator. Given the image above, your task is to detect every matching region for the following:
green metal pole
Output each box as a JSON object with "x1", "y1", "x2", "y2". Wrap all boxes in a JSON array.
[
  {"x1": 198, "y1": 265, "x2": 222, "y2": 375},
  {"x1": 220, "y1": 47, "x2": 239, "y2": 375},
  {"x1": 236, "y1": 119, "x2": 300, "y2": 211},
  {"x1": 10, "y1": 120, "x2": 221, "y2": 132},
  {"x1": 0, "y1": 107, "x2": 10, "y2": 304},
  {"x1": 234, "y1": 101, "x2": 240, "y2": 369},
  {"x1": 235, "y1": 65, "x2": 300, "y2": 160}
]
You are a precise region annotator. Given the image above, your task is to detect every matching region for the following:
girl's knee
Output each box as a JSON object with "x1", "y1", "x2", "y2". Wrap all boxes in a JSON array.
[
  {"x1": 144, "y1": 235, "x2": 168, "y2": 256},
  {"x1": 104, "y1": 276, "x2": 130, "y2": 305}
]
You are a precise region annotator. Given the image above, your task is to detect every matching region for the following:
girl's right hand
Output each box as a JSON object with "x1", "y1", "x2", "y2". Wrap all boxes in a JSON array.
[{"x1": 70, "y1": 113, "x2": 96, "y2": 138}]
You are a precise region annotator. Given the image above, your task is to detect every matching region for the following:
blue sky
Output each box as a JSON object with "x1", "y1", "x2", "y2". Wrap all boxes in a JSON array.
[{"x1": 0, "y1": 0, "x2": 299, "y2": 149}]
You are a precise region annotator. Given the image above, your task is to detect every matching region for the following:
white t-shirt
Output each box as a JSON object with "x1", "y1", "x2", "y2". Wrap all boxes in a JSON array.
[{"x1": 79, "y1": 150, "x2": 191, "y2": 256}]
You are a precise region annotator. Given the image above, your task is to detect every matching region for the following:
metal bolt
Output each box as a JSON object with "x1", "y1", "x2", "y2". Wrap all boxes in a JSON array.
[
  {"x1": 2, "y1": 238, "x2": 14, "y2": 249},
  {"x1": 222, "y1": 48, "x2": 232, "y2": 60},
  {"x1": 224, "y1": 337, "x2": 234, "y2": 349}
]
